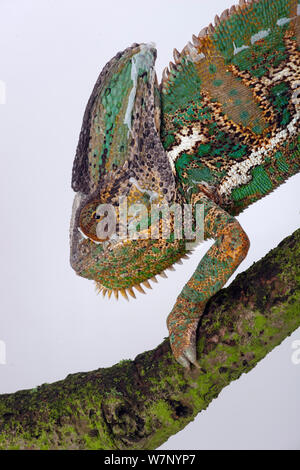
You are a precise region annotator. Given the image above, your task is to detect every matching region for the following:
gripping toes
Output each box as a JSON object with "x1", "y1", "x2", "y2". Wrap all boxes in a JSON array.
[
  {"x1": 167, "y1": 197, "x2": 250, "y2": 369},
  {"x1": 167, "y1": 305, "x2": 202, "y2": 369}
]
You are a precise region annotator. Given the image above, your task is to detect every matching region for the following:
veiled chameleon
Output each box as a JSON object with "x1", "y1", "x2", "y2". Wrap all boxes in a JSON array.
[{"x1": 70, "y1": 0, "x2": 300, "y2": 368}]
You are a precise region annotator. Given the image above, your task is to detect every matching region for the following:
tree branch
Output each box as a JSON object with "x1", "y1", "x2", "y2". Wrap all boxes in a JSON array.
[{"x1": 0, "y1": 229, "x2": 299, "y2": 450}]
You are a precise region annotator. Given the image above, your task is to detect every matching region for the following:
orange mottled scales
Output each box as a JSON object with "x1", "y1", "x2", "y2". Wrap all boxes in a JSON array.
[{"x1": 70, "y1": 0, "x2": 300, "y2": 368}]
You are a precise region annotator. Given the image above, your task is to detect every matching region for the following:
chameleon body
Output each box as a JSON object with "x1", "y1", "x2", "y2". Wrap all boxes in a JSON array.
[{"x1": 70, "y1": 0, "x2": 300, "y2": 368}]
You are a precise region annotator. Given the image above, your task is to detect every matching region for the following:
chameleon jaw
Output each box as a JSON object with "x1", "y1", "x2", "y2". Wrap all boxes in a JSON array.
[{"x1": 94, "y1": 252, "x2": 192, "y2": 300}]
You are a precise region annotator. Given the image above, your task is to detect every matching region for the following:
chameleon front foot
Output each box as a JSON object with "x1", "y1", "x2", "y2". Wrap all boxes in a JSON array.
[{"x1": 167, "y1": 302, "x2": 204, "y2": 369}]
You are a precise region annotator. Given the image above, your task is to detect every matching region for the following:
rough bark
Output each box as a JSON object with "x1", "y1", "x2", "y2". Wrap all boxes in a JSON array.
[{"x1": 0, "y1": 229, "x2": 299, "y2": 450}]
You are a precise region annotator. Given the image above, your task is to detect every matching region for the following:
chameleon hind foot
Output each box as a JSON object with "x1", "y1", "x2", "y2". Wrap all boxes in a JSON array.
[{"x1": 167, "y1": 301, "x2": 204, "y2": 369}]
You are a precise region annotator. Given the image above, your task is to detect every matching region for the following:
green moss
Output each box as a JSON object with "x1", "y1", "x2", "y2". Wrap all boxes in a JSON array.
[
  {"x1": 0, "y1": 230, "x2": 299, "y2": 450},
  {"x1": 145, "y1": 400, "x2": 187, "y2": 449},
  {"x1": 254, "y1": 314, "x2": 267, "y2": 331}
]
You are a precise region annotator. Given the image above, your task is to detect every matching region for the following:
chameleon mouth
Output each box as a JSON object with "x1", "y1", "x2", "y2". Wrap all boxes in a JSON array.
[{"x1": 94, "y1": 253, "x2": 191, "y2": 300}]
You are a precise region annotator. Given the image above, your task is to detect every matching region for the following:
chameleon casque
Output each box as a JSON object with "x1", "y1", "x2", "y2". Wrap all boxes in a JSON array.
[{"x1": 70, "y1": 0, "x2": 300, "y2": 368}]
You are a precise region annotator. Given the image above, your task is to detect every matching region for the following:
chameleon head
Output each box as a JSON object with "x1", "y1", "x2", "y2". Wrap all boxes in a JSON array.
[
  {"x1": 70, "y1": 177, "x2": 187, "y2": 299},
  {"x1": 70, "y1": 43, "x2": 186, "y2": 299}
]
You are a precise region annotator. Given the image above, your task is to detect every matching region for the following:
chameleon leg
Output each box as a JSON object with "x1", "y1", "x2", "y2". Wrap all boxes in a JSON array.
[{"x1": 167, "y1": 195, "x2": 250, "y2": 368}]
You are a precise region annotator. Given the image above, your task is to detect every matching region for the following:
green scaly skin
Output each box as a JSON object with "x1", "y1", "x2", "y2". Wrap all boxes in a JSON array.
[{"x1": 70, "y1": 0, "x2": 300, "y2": 368}]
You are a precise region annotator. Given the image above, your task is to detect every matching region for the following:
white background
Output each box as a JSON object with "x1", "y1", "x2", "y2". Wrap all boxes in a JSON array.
[{"x1": 0, "y1": 0, "x2": 299, "y2": 450}]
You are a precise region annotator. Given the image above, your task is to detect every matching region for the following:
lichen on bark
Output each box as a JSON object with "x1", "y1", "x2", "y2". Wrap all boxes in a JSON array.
[{"x1": 0, "y1": 229, "x2": 299, "y2": 450}]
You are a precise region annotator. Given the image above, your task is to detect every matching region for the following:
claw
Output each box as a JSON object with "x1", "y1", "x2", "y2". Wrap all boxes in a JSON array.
[
  {"x1": 183, "y1": 345, "x2": 197, "y2": 364},
  {"x1": 176, "y1": 345, "x2": 201, "y2": 370},
  {"x1": 184, "y1": 347, "x2": 200, "y2": 369},
  {"x1": 177, "y1": 355, "x2": 191, "y2": 369},
  {"x1": 168, "y1": 317, "x2": 201, "y2": 369}
]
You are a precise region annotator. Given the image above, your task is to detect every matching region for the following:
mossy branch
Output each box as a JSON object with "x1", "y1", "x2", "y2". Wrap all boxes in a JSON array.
[{"x1": 0, "y1": 229, "x2": 300, "y2": 450}]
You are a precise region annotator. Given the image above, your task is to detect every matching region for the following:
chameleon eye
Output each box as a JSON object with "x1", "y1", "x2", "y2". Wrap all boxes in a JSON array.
[{"x1": 92, "y1": 211, "x2": 101, "y2": 220}]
